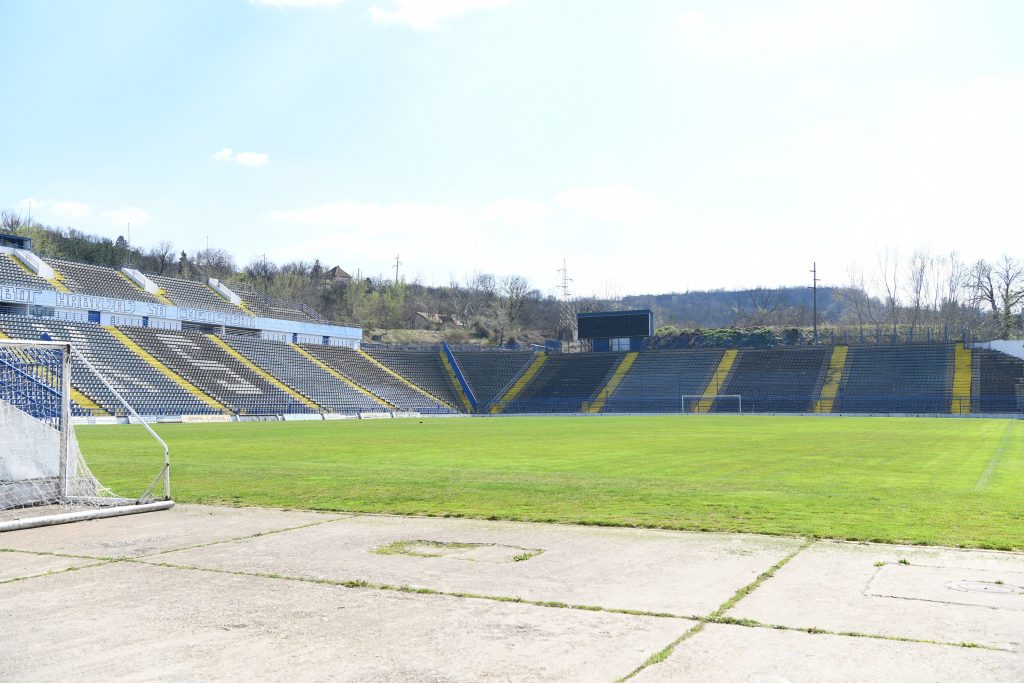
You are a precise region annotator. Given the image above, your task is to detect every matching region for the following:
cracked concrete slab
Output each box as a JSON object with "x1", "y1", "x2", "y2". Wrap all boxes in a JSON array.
[
  {"x1": 0, "y1": 550, "x2": 97, "y2": 582},
  {"x1": 154, "y1": 511, "x2": 801, "y2": 615},
  {"x1": 0, "y1": 560, "x2": 690, "y2": 682},
  {"x1": 0, "y1": 504, "x2": 348, "y2": 559},
  {"x1": 729, "y1": 541, "x2": 1024, "y2": 651},
  {"x1": 632, "y1": 623, "x2": 1024, "y2": 682}
]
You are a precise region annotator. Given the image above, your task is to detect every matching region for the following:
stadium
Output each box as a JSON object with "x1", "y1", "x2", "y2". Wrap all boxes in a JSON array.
[
  {"x1": 3, "y1": 2, "x2": 1024, "y2": 680},
  {"x1": 2, "y1": 236, "x2": 1022, "y2": 679}
]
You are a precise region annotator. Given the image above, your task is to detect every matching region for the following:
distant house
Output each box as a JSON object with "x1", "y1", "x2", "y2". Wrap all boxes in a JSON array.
[{"x1": 325, "y1": 266, "x2": 352, "y2": 284}]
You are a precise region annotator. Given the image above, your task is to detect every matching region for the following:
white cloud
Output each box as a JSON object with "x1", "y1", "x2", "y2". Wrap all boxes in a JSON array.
[
  {"x1": 248, "y1": 0, "x2": 344, "y2": 7},
  {"x1": 211, "y1": 148, "x2": 270, "y2": 167},
  {"x1": 667, "y1": 0, "x2": 917, "y2": 65},
  {"x1": 481, "y1": 198, "x2": 550, "y2": 225},
  {"x1": 369, "y1": 0, "x2": 511, "y2": 30},
  {"x1": 554, "y1": 185, "x2": 658, "y2": 223},
  {"x1": 102, "y1": 207, "x2": 151, "y2": 227},
  {"x1": 16, "y1": 198, "x2": 92, "y2": 219},
  {"x1": 234, "y1": 152, "x2": 270, "y2": 167}
]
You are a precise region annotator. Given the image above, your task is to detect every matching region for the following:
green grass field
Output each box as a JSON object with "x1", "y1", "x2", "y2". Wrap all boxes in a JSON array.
[{"x1": 77, "y1": 415, "x2": 1024, "y2": 550}]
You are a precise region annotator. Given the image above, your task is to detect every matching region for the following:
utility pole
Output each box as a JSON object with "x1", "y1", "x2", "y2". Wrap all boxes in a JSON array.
[
  {"x1": 127, "y1": 222, "x2": 131, "y2": 266},
  {"x1": 810, "y1": 262, "x2": 820, "y2": 343},
  {"x1": 393, "y1": 254, "x2": 402, "y2": 283},
  {"x1": 557, "y1": 259, "x2": 576, "y2": 349}
]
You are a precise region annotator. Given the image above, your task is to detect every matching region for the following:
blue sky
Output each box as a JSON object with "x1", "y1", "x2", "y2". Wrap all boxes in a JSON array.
[{"x1": 2, "y1": 0, "x2": 1022, "y2": 297}]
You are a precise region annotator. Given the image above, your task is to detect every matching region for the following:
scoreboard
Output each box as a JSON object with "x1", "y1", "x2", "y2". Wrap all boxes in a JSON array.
[{"x1": 576, "y1": 310, "x2": 653, "y2": 340}]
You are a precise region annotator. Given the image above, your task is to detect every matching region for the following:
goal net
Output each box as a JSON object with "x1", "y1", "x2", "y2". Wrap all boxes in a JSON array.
[
  {"x1": 681, "y1": 394, "x2": 742, "y2": 413},
  {"x1": 0, "y1": 339, "x2": 172, "y2": 532}
]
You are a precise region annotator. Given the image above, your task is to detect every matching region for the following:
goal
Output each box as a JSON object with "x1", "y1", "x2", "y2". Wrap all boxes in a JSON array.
[
  {"x1": 681, "y1": 394, "x2": 742, "y2": 413},
  {"x1": 0, "y1": 339, "x2": 173, "y2": 532}
]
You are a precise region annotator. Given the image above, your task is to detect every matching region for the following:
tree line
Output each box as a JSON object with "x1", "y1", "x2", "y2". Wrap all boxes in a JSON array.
[{"x1": 2, "y1": 210, "x2": 1021, "y2": 342}]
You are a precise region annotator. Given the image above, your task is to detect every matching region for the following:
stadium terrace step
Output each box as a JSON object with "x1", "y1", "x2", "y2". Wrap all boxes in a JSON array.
[
  {"x1": 105, "y1": 326, "x2": 229, "y2": 414},
  {"x1": 288, "y1": 343, "x2": 394, "y2": 412},
  {"x1": 716, "y1": 347, "x2": 831, "y2": 414},
  {"x1": 116, "y1": 327, "x2": 314, "y2": 415},
  {"x1": 69, "y1": 387, "x2": 110, "y2": 416},
  {"x1": 490, "y1": 354, "x2": 547, "y2": 414},
  {"x1": 971, "y1": 349, "x2": 1024, "y2": 414},
  {"x1": 692, "y1": 349, "x2": 737, "y2": 413},
  {"x1": 9, "y1": 252, "x2": 74, "y2": 293},
  {"x1": 600, "y1": 349, "x2": 724, "y2": 414},
  {"x1": 364, "y1": 349, "x2": 462, "y2": 411},
  {"x1": 453, "y1": 350, "x2": 535, "y2": 412},
  {"x1": 359, "y1": 349, "x2": 458, "y2": 412},
  {"x1": 45, "y1": 258, "x2": 162, "y2": 303},
  {"x1": 208, "y1": 334, "x2": 323, "y2": 412},
  {"x1": 297, "y1": 344, "x2": 454, "y2": 414},
  {"x1": 584, "y1": 352, "x2": 637, "y2": 413},
  {"x1": 951, "y1": 344, "x2": 972, "y2": 414},
  {"x1": 833, "y1": 344, "x2": 954, "y2": 414},
  {"x1": 0, "y1": 254, "x2": 54, "y2": 289},
  {"x1": 149, "y1": 275, "x2": 248, "y2": 317},
  {"x1": 499, "y1": 353, "x2": 625, "y2": 414},
  {"x1": 813, "y1": 345, "x2": 848, "y2": 413}
]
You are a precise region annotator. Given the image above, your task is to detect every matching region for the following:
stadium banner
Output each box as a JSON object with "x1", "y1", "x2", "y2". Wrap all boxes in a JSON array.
[
  {"x1": 0, "y1": 284, "x2": 361, "y2": 344},
  {"x1": 71, "y1": 415, "x2": 120, "y2": 426},
  {"x1": 359, "y1": 412, "x2": 395, "y2": 419},
  {"x1": 282, "y1": 413, "x2": 324, "y2": 421},
  {"x1": 323, "y1": 413, "x2": 360, "y2": 420},
  {"x1": 181, "y1": 414, "x2": 233, "y2": 424}
]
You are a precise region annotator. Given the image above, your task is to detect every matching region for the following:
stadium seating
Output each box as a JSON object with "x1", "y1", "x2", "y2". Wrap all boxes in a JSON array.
[
  {"x1": 230, "y1": 282, "x2": 325, "y2": 323},
  {"x1": 600, "y1": 349, "x2": 724, "y2": 413},
  {"x1": 298, "y1": 343, "x2": 455, "y2": 413},
  {"x1": 224, "y1": 336, "x2": 384, "y2": 414},
  {"x1": 452, "y1": 350, "x2": 535, "y2": 411},
  {"x1": 0, "y1": 254, "x2": 51, "y2": 289},
  {"x1": 973, "y1": 349, "x2": 1024, "y2": 413},
  {"x1": 150, "y1": 275, "x2": 244, "y2": 316},
  {"x1": 0, "y1": 314, "x2": 217, "y2": 416},
  {"x1": 500, "y1": 352, "x2": 626, "y2": 413},
  {"x1": 46, "y1": 258, "x2": 162, "y2": 304},
  {"x1": 365, "y1": 349, "x2": 463, "y2": 408},
  {"x1": 118, "y1": 326, "x2": 315, "y2": 415},
  {"x1": 833, "y1": 345, "x2": 954, "y2": 414},
  {"x1": 713, "y1": 348, "x2": 830, "y2": 413}
]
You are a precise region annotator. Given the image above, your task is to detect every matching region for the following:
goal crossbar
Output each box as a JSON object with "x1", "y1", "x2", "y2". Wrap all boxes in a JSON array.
[{"x1": 681, "y1": 394, "x2": 743, "y2": 413}]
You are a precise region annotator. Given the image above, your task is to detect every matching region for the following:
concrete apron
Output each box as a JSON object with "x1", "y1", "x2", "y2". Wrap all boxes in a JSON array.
[{"x1": 1, "y1": 504, "x2": 1021, "y2": 681}]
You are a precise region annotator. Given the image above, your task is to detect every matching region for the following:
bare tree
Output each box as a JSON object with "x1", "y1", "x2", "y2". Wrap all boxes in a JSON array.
[
  {"x1": 1, "y1": 209, "x2": 26, "y2": 234},
  {"x1": 732, "y1": 288, "x2": 786, "y2": 326},
  {"x1": 904, "y1": 249, "x2": 931, "y2": 329},
  {"x1": 195, "y1": 248, "x2": 236, "y2": 280},
  {"x1": 971, "y1": 256, "x2": 1024, "y2": 338},
  {"x1": 877, "y1": 249, "x2": 901, "y2": 329},
  {"x1": 148, "y1": 241, "x2": 175, "y2": 275}
]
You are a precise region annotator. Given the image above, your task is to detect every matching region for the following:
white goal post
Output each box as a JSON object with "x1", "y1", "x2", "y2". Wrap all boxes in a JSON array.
[
  {"x1": 0, "y1": 339, "x2": 173, "y2": 532},
  {"x1": 681, "y1": 394, "x2": 742, "y2": 413}
]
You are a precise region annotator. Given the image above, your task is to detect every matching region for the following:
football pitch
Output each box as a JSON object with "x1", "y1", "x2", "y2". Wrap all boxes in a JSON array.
[{"x1": 78, "y1": 415, "x2": 1024, "y2": 551}]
